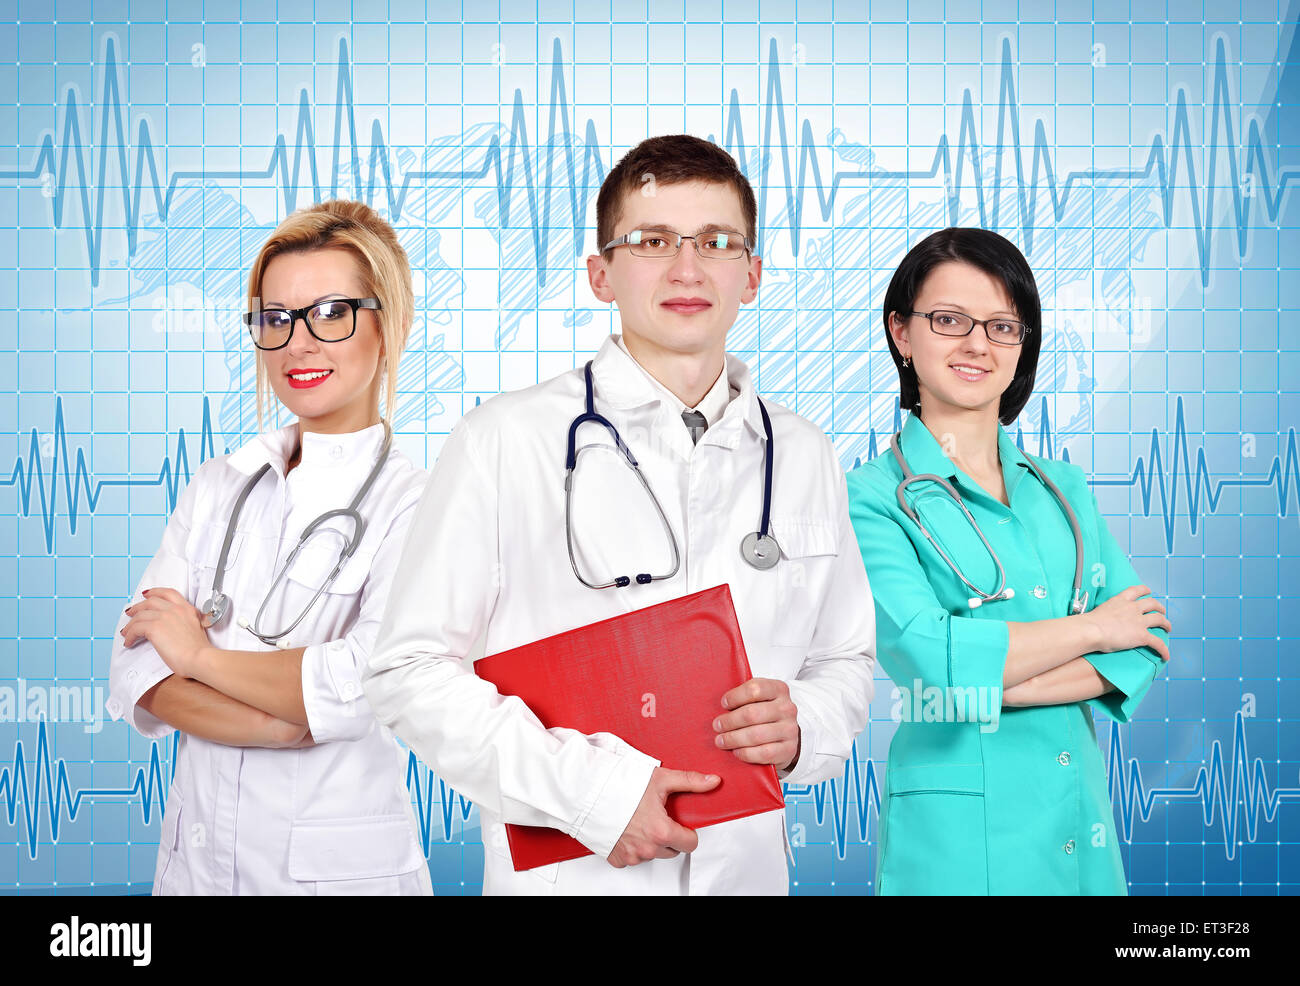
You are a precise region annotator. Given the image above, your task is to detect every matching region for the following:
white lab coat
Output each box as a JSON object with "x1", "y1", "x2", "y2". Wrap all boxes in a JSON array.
[
  {"x1": 365, "y1": 336, "x2": 876, "y2": 895},
  {"x1": 107, "y1": 422, "x2": 432, "y2": 895}
]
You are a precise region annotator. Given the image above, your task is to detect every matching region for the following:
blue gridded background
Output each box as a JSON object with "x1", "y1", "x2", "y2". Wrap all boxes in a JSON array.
[{"x1": 0, "y1": 0, "x2": 1297, "y2": 895}]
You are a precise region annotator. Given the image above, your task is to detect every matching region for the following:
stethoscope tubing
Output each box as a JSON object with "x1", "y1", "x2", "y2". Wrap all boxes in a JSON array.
[
  {"x1": 889, "y1": 429, "x2": 1088, "y2": 615},
  {"x1": 202, "y1": 421, "x2": 394, "y2": 645},
  {"x1": 565, "y1": 360, "x2": 779, "y2": 588}
]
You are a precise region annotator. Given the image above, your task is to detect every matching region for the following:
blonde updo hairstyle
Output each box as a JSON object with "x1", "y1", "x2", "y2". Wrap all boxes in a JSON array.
[{"x1": 245, "y1": 199, "x2": 414, "y2": 430}]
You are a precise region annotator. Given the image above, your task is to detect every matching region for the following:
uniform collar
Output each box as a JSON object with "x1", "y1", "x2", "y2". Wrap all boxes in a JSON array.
[
  {"x1": 995, "y1": 423, "x2": 1034, "y2": 502},
  {"x1": 897, "y1": 412, "x2": 1034, "y2": 502},
  {"x1": 590, "y1": 334, "x2": 767, "y2": 447},
  {"x1": 614, "y1": 335, "x2": 732, "y2": 428},
  {"x1": 227, "y1": 421, "x2": 388, "y2": 477}
]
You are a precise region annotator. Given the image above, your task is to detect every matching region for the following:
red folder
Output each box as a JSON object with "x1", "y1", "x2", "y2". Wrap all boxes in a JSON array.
[{"x1": 474, "y1": 584, "x2": 785, "y2": 871}]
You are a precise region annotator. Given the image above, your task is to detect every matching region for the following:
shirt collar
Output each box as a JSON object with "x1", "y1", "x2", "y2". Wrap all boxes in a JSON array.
[
  {"x1": 996, "y1": 422, "x2": 1034, "y2": 501},
  {"x1": 226, "y1": 420, "x2": 388, "y2": 477},
  {"x1": 591, "y1": 334, "x2": 767, "y2": 445},
  {"x1": 614, "y1": 335, "x2": 732, "y2": 428},
  {"x1": 896, "y1": 412, "x2": 1033, "y2": 501}
]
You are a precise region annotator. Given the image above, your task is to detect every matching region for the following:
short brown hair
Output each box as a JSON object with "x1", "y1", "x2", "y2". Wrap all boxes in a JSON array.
[
  {"x1": 246, "y1": 199, "x2": 414, "y2": 430},
  {"x1": 595, "y1": 135, "x2": 758, "y2": 258}
]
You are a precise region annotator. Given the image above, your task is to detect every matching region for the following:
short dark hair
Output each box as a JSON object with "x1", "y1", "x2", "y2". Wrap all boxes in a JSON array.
[
  {"x1": 595, "y1": 135, "x2": 758, "y2": 258},
  {"x1": 881, "y1": 227, "x2": 1042, "y2": 425}
]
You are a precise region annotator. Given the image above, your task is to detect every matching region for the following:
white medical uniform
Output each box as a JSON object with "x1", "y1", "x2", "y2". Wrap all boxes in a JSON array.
[
  {"x1": 107, "y1": 422, "x2": 432, "y2": 895},
  {"x1": 365, "y1": 335, "x2": 876, "y2": 895}
]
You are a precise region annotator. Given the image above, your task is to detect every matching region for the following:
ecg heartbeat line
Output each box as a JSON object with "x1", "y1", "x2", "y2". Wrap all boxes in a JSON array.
[
  {"x1": 853, "y1": 395, "x2": 1300, "y2": 554},
  {"x1": 758, "y1": 33, "x2": 1296, "y2": 283},
  {"x1": 1, "y1": 35, "x2": 604, "y2": 287},
  {"x1": 780, "y1": 709, "x2": 1300, "y2": 861},
  {"x1": 784, "y1": 748, "x2": 882, "y2": 858},
  {"x1": 0, "y1": 719, "x2": 175, "y2": 859},
  {"x1": 400, "y1": 738, "x2": 885, "y2": 858},
  {"x1": 3, "y1": 31, "x2": 1292, "y2": 288},
  {"x1": 394, "y1": 708, "x2": 1300, "y2": 862},
  {"x1": 2, "y1": 395, "x2": 221, "y2": 553},
  {"x1": 1109, "y1": 711, "x2": 1300, "y2": 860},
  {"x1": 7, "y1": 394, "x2": 1298, "y2": 556},
  {"x1": 1092, "y1": 396, "x2": 1300, "y2": 552},
  {"x1": 407, "y1": 752, "x2": 474, "y2": 855},
  {"x1": 3, "y1": 710, "x2": 1293, "y2": 864}
]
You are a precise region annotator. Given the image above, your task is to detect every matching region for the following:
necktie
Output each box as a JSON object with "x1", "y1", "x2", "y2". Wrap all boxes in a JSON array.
[{"x1": 681, "y1": 409, "x2": 707, "y2": 445}]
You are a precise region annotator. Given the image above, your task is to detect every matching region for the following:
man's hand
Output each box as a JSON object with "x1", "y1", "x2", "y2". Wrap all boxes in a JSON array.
[
  {"x1": 714, "y1": 677, "x2": 801, "y2": 771},
  {"x1": 607, "y1": 767, "x2": 720, "y2": 868}
]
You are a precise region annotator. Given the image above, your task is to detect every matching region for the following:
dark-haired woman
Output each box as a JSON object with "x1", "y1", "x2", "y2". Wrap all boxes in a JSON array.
[{"x1": 847, "y1": 227, "x2": 1172, "y2": 895}]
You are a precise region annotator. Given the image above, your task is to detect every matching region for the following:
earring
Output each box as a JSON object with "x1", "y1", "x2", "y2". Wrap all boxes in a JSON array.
[{"x1": 901, "y1": 354, "x2": 911, "y2": 368}]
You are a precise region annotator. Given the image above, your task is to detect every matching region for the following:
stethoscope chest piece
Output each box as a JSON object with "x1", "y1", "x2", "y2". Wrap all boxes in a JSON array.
[
  {"x1": 567, "y1": 360, "x2": 783, "y2": 586},
  {"x1": 200, "y1": 423, "x2": 393, "y2": 645},
  {"x1": 201, "y1": 591, "x2": 229, "y2": 628},
  {"x1": 741, "y1": 531, "x2": 780, "y2": 570}
]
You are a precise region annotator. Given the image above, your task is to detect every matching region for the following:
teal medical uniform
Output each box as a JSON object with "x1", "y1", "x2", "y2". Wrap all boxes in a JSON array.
[{"x1": 846, "y1": 413, "x2": 1166, "y2": 895}]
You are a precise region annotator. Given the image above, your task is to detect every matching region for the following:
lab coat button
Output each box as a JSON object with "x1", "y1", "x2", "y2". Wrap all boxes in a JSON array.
[
  {"x1": 106, "y1": 699, "x2": 121, "y2": 715},
  {"x1": 1063, "y1": 839, "x2": 1075, "y2": 854},
  {"x1": 1057, "y1": 751, "x2": 1071, "y2": 765},
  {"x1": 1032, "y1": 585, "x2": 1047, "y2": 599},
  {"x1": 342, "y1": 681, "x2": 358, "y2": 698},
  {"x1": 127, "y1": 669, "x2": 138, "y2": 681}
]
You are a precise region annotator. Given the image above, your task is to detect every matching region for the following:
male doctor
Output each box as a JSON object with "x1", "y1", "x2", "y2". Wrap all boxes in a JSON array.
[{"x1": 364, "y1": 135, "x2": 875, "y2": 894}]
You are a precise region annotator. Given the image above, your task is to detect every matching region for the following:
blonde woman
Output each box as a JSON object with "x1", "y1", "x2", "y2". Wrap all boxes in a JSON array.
[{"x1": 108, "y1": 200, "x2": 431, "y2": 895}]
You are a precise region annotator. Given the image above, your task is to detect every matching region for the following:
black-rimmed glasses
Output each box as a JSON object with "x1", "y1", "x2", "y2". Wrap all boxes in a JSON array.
[
  {"x1": 908, "y1": 310, "x2": 1031, "y2": 346},
  {"x1": 244, "y1": 297, "x2": 382, "y2": 351},
  {"x1": 603, "y1": 228, "x2": 751, "y2": 260}
]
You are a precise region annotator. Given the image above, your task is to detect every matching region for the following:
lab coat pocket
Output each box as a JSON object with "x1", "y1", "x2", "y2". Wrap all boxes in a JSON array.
[
  {"x1": 765, "y1": 517, "x2": 838, "y2": 648},
  {"x1": 287, "y1": 814, "x2": 425, "y2": 893},
  {"x1": 186, "y1": 521, "x2": 248, "y2": 603},
  {"x1": 282, "y1": 531, "x2": 377, "y2": 598},
  {"x1": 878, "y1": 763, "x2": 989, "y2": 895}
]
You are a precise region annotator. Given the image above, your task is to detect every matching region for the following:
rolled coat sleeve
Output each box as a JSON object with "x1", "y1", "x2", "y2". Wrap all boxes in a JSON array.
[
  {"x1": 299, "y1": 486, "x2": 426, "y2": 743},
  {"x1": 362, "y1": 416, "x2": 657, "y2": 860},
  {"x1": 106, "y1": 468, "x2": 200, "y2": 738},
  {"x1": 782, "y1": 458, "x2": 877, "y2": 786},
  {"x1": 1079, "y1": 484, "x2": 1168, "y2": 723},
  {"x1": 846, "y1": 467, "x2": 1008, "y2": 725}
]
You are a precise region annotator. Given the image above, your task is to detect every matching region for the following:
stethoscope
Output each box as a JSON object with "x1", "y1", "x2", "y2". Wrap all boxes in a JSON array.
[
  {"x1": 564, "y1": 361, "x2": 780, "y2": 589},
  {"x1": 200, "y1": 421, "x2": 393, "y2": 645},
  {"x1": 889, "y1": 430, "x2": 1089, "y2": 615}
]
